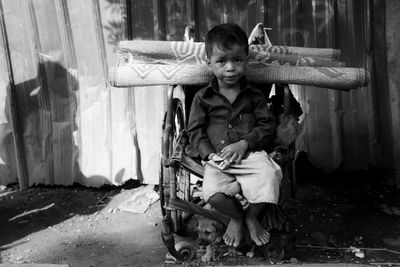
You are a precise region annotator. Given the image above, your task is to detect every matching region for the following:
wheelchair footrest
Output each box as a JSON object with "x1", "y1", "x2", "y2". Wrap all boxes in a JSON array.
[{"x1": 168, "y1": 198, "x2": 230, "y2": 226}]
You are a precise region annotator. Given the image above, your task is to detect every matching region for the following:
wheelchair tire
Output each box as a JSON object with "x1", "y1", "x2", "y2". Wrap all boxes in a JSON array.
[{"x1": 160, "y1": 98, "x2": 185, "y2": 217}]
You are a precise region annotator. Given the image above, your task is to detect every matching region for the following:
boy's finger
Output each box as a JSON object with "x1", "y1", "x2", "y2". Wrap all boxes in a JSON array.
[
  {"x1": 235, "y1": 154, "x2": 243, "y2": 164},
  {"x1": 230, "y1": 153, "x2": 240, "y2": 163},
  {"x1": 220, "y1": 151, "x2": 232, "y2": 159}
]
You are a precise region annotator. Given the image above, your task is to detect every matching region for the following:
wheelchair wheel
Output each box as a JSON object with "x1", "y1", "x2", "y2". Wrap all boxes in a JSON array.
[{"x1": 159, "y1": 98, "x2": 186, "y2": 216}]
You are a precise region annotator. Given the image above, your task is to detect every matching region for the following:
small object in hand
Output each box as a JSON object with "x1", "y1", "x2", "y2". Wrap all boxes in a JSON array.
[{"x1": 209, "y1": 154, "x2": 231, "y2": 170}]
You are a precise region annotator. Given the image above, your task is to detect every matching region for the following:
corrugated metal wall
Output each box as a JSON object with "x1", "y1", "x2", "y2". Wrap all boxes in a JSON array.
[
  {"x1": 0, "y1": 0, "x2": 398, "y2": 188},
  {"x1": 0, "y1": 0, "x2": 167, "y2": 187}
]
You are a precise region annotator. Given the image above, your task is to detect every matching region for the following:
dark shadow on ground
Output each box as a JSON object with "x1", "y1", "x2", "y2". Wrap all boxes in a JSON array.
[
  {"x1": 289, "y1": 153, "x2": 400, "y2": 264},
  {"x1": 0, "y1": 180, "x2": 142, "y2": 250}
]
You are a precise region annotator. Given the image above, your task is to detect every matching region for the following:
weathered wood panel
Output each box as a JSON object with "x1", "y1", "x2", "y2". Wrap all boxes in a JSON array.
[
  {"x1": 2, "y1": 0, "x2": 50, "y2": 185},
  {"x1": 0, "y1": 1, "x2": 18, "y2": 186},
  {"x1": 263, "y1": 0, "x2": 390, "y2": 173},
  {"x1": 196, "y1": 0, "x2": 265, "y2": 41},
  {"x1": 30, "y1": 0, "x2": 76, "y2": 185},
  {"x1": 386, "y1": 0, "x2": 400, "y2": 186},
  {"x1": 99, "y1": 0, "x2": 141, "y2": 184},
  {"x1": 0, "y1": 0, "x2": 396, "y2": 187},
  {"x1": 66, "y1": 0, "x2": 112, "y2": 186}
]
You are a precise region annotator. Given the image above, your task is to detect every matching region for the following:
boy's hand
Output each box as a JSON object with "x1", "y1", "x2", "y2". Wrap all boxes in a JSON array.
[
  {"x1": 208, "y1": 153, "x2": 231, "y2": 170},
  {"x1": 220, "y1": 140, "x2": 248, "y2": 164}
]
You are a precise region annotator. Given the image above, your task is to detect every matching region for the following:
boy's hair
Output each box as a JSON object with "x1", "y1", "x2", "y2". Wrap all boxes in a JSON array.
[{"x1": 205, "y1": 23, "x2": 249, "y2": 58}]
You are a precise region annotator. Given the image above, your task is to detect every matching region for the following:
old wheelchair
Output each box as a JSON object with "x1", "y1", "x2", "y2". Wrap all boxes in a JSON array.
[
  {"x1": 159, "y1": 82, "x2": 301, "y2": 262},
  {"x1": 108, "y1": 23, "x2": 368, "y2": 263}
]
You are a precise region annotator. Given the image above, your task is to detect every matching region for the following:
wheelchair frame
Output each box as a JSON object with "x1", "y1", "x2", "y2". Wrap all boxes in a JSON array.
[{"x1": 159, "y1": 83, "x2": 299, "y2": 262}]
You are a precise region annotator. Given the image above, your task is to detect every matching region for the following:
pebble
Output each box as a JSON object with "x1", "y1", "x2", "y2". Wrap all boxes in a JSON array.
[
  {"x1": 355, "y1": 251, "x2": 365, "y2": 258},
  {"x1": 246, "y1": 251, "x2": 255, "y2": 258}
]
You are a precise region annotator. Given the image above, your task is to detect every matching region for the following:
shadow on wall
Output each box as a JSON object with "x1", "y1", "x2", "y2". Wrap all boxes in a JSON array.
[
  {"x1": 0, "y1": 58, "x2": 81, "y2": 187},
  {"x1": 0, "y1": 115, "x2": 17, "y2": 186},
  {"x1": 0, "y1": 57, "x2": 140, "y2": 188}
]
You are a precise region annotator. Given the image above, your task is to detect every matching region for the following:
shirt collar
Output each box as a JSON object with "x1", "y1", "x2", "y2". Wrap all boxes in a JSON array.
[{"x1": 204, "y1": 76, "x2": 256, "y2": 97}]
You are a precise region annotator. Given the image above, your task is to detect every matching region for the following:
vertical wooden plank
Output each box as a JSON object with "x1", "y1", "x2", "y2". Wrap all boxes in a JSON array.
[
  {"x1": 92, "y1": 0, "x2": 113, "y2": 183},
  {"x1": 324, "y1": 0, "x2": 344, "y2": 170},
  {"x1": 163, "y1": 0, "x2": 194, "y2": 41},
  {"x1": 3, "y1": 0, "x2": 50, "y2": 185},
  {"x1": 133, "y1": 86, "x2": 167, "y2": 185},
  {"x1": 335, "y1": 1, "x2": 371, "y2": 170},
  {"x1": 386, "y1": 0, "x2": 400, "y2": 187},
  {"x1": 67, "y1": 0, "x2": 111, "y2": 186},
  {"x1": 55, "y1": 0, "x2": 80, "y2": 185},
  {"x1": 98, "y1": 0, "x2": 124, "y2": 66},
  {"x1": 30, "y1": 0, "x2": 79, "y2": 185},
  {"x1": 0, "y1": 0, "x2": 27, "y2": 188},
  {"x1": 196, "y1": 0, "x2": 223, "y2": 39},
  {"x1": 27, "y1": 0, "x2": 54, "y2": 185},
  {"x1": 196, "y1": 0, "x2": 265, "y2": 41},
  {"x1": 130, "y1": 0, "x2": 157, "y2": 39},
  {"x1": 296, "y1": 0, "x2": 338, "y2": 170},
  {"x1": 99, "y1": 0, "x2": 142, "y2": 185},
  {"x1": 374, "y1": 0, "x2": 393, "y2": 168}
]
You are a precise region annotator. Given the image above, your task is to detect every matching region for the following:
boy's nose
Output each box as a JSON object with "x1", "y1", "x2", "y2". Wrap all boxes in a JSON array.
[{"x1": 225, "y1": 61, "x2": 235, "y2": 71}]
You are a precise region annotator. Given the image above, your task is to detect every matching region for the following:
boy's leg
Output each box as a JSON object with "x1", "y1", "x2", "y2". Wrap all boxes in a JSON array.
[
  {"x1": 226, "y1": 151, "x2": 282, "y2": 246},
  {"x1": 208, "y1": 193, "x2": 243, "y2": 247},
  {"x1": 245, "y1": 203, "x2": 270, "y2": 246},
  {"x1": 203, "y1": 164, "x2": 242, "y2": 247}
]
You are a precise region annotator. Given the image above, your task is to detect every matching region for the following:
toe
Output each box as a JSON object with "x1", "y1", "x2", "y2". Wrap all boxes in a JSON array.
[
  {"x1": 254, "y1": 238, "x2": 262, "y2": 246},
  {"x1": 260, "y1": 232, "x2": 270, "y2": 244},
  {"x1": 224, "y1": 235, "x2": 232, "y2": 246}
]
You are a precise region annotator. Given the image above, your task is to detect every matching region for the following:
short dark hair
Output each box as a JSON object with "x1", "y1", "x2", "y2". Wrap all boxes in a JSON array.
[{"x1": 205, "y1": 23, "x2": 249, "y2": 58}]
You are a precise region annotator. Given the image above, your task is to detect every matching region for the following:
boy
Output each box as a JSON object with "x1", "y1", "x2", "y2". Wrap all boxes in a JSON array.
[{"x1": 187, "y1": 23, "x2": 282, "y2": 248}]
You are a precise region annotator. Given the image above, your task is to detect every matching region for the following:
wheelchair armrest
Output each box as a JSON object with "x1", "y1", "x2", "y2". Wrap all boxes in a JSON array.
[
  {"x1": 168, "y1": 131, "x2": 205, "y2": 178},
  {"x1": 180, "y1": 154, "x2": 204, "y2": 178}
]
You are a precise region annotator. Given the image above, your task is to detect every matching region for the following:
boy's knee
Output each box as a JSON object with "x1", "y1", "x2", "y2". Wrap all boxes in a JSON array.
[{"x1": 208, "y1": 192, "x2": 226, "y2": 206}]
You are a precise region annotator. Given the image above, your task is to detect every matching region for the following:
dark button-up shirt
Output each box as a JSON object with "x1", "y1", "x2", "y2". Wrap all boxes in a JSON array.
[{"x1": 187, "y1": 77, "x2": 276, "y2": 160}]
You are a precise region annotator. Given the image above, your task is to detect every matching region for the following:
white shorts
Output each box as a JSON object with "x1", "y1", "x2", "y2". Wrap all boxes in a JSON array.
[{"x1": 202, "y1": 151, "x2": 282, "y2": 204}]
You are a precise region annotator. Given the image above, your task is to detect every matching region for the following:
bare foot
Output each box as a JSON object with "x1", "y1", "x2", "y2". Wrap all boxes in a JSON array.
[
  {"x1": 245, "y1": 218, "x2": 270, "y2": 246},
  {"x1": 223, "y1": 218, "x2": 243, "y2": 247}
]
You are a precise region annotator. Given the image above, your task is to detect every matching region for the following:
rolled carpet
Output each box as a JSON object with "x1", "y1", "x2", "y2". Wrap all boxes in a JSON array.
[
  {"x1": 116, "y1": 40, "x2": 343, "y2": 67},
  {"x1": 109, "y1": 62, "x2": 369, "y2": 91}
]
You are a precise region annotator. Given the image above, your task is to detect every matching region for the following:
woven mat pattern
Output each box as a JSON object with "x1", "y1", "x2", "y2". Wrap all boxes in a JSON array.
[
  {"x1": 116, "y1": 40, "x2": 343, "y2": 67},
  {"x1": 109, "y1": 41, "x2": 369, "y2": 90}
]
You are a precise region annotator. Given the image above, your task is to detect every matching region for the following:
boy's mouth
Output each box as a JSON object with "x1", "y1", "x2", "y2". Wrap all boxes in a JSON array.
[{"x1": 225, "y1": 75, "x2": 238, "y2": 80}]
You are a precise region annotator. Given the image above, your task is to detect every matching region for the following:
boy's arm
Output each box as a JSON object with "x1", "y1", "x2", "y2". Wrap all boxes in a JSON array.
[
  {"x1": 243, "y1": 95, "x2": 276, "y2": 150},
  {"x1": 187, "y1": 94, "x2": 216, "y2": 160}
]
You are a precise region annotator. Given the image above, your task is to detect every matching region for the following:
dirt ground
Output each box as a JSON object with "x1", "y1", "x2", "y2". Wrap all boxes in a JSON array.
[{"x1": 1, "y1": 163, "x2": 400, "y2": 267}]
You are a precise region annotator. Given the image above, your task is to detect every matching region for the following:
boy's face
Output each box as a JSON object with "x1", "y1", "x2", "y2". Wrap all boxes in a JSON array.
[{"x1": 207, "y1": 44, "x2": 248, "y2": 89}]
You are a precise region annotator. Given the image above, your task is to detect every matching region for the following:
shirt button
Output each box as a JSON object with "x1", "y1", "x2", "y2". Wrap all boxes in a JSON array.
[
  {"x1": 220, "y1": 139, "x2": 226, "y2": 144},
  {"x1": 228, "y1": 124, "x2": 233, "y2": 129}
]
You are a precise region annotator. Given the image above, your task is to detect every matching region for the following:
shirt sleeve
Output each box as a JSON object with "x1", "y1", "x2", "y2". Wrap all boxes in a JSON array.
[
  {"x1": 187, "y1": 94, "x2": 216, "y2": 160},
  {"x1": 243, "y1": 93, "x2": 276, "y2": 150}
]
